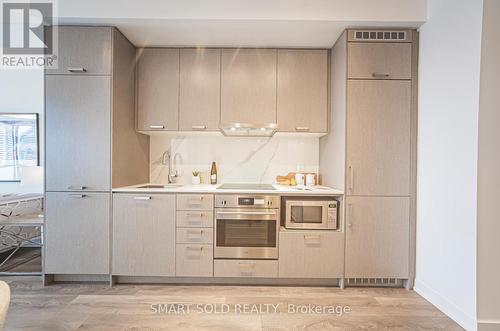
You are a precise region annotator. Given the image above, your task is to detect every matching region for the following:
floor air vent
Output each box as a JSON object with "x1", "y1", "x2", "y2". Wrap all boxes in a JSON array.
[
  {"x1": 346, "y1": 278, "x2": 404, "y2": 287},
  {"x1": 354, "y1": 31, "x2": 407, "y2": 41}
]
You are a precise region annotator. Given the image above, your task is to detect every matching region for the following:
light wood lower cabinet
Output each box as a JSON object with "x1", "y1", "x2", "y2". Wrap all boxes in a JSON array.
[
  {"x1": 345, "y1": 196, "x2": 409, "y2": 279},
  {"x1": 175, "y1": 244, "x2": 213, "y2": 277},
  {"x1": 112, "y1": 194, "x2": 176, "y2": 276},
  {"x1": 278, "y1": 230, "x2": 344, "y2": 278},
  {"x1": 45, "y1": 192, "x2": 110, "y2": 275},
  {"x1": 214, "y1": 260, "x2": 278, "y2": 278}
]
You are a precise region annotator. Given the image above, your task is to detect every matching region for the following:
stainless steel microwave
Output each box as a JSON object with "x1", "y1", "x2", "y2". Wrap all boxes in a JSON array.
[{"x1": 284, "y1": 198, "x2": 338, "y2": 230}]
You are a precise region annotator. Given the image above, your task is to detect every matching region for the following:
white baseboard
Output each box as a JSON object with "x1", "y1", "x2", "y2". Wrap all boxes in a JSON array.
[{"x1": 414, "y1": 279, "x2": 477, "y2": 331}]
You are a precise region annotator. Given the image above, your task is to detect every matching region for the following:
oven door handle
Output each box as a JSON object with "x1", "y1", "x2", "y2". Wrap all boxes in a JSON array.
[{"x1": 216, "y1": 211, "x2": 277, "y2": 216}]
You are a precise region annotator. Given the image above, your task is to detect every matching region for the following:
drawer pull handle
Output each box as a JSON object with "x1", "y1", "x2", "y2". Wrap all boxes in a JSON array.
[
  {"x1": 68, "y1": 186, "x2": 86, "y2": 190},
  {"x1": 191, "y1": 125, "x2": 207, "y2": 130},
  {"x1": 372, "y1": 72, "x2": 390, "y2": 78},
  {"x1": 188, "y1": 197, "x2": 204, "y2": 205},
  {"x1": 134, "y1": 196, "x2": 151, "y2": 200},
  {"x1": 187, "y1": 212, "x2": 204, "y2": 218},
  {"x1": 69, "y1": 194, "x2": 86, "y2": 198},
  {"x1": 187, "y1": 230, "x2": 204, "y2": 235},
  {"x1": 186, "y1": 246, "x2": 203, "y2": 251},
  {"x1": 67, "y1": 67, "x2": 87, "y2": 73},
  {"x1": 295, "y1": 127, "x2": 310, "y2": 132},
  {"x1": 149, "y1": 125, "x2": 165, "y2": 129}
]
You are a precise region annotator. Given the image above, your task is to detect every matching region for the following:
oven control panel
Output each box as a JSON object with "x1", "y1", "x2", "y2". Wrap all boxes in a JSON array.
[{"x1": 216, "y1": 195, "x2": 279, "y2": 209}]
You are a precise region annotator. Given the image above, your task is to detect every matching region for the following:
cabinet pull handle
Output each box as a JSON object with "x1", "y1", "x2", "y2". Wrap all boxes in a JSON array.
[
  {"x1": 372, "y1": 72, "x2": 390, "y2": 78},
  {"x1": 187, "y1": 229, "x2": 204, "y2": 235},
  {"x1": 68, "y1": 186, "x2": 86, "y2": 190},
  {"x1": 348, "y1": 165, "x2": 354, "y2": 192},
  {"x1": 69, "y1": 194, "x2": 86, "y2": 198},
  {"x1": 347, "y1": 203, "x2": 353, "y2": 228},
  {"x1": 149, "y1": 125, "x2": 165, "y2": 129},
  {"x1": 186, "y1": 246, "x2": 203, "y2": 251},
  {"x1": 187, "y1": 212, "x2": 204, "y2": 217},
  {"x1": 295, "y1": 127, "x2": 310, "y2": 132},
  {"x1": 134, "y1": 196, "x2": 151, "y2": 200},
  {"x1": 67, "y1": 67, "x2": 87, "y2": 73},
  {"x1": 191, "y1": 125, "x2": 207, "y2": 130},
  {"x1": 188, "y1": 197, "x2": 203, "y2": 205}
]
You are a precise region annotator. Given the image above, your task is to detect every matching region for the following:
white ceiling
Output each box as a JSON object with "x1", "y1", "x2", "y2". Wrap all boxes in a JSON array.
[{"x1": 56, "y1": 0, "x2": 427, "y2": 48}]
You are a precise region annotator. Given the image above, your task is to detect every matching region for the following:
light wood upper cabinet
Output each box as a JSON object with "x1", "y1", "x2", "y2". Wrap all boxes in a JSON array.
[
  {"x1": 137, "y1": 48, "x2": 179, "y2": 131},
  {"x1": 347, "y1": 43, "x2": 412, "y2": 80},
  {"x1": 45, "y1": 75, "x2": 111, "y2": 192},
  {"x1": 112, "y1": 194, "x2": 176, "y2": 276},
  {"x1": 45, "y1": 26, "x2": 112, "y2": 75},
  {"x1": 277, "y1": 49, "x2": 328, "y2": 132},
  {"x1": 345, "y1": 196, "x2": 409, "y2": 278},
  {"x1": 221, "y1": 49, "x2": 277, "y2": 124},
  {"x1": 179, "y1": 48, "x2": 221, "y2": 131},
  {"x1": 346, "y1": 80, "x2": 411, "y2": 196},
  {"x1": 279, "y1": 230, "x2": 344, "y2": 278},
  {"x1": 45, "y1": 192, "x2": 110, "y2": 274}
]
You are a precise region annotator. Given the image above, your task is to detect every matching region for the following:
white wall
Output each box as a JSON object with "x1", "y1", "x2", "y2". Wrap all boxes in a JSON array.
[
  {"x1": 0, "y1": 68, "x2": 44, "y2": 194},
  {"x1": 476, "y1": 0, "x2": 500, "y2": 328},
  {"x1": 415, "y1": 0, "x2": 483, "y2": 330},
  {"x1": 150, "y1": 135, "x2": 319, "y2": 185}
]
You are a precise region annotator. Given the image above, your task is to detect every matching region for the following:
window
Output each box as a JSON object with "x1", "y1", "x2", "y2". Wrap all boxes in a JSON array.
[{"x1": 0, "y1": 114, "x2": 39, "y2": 182}]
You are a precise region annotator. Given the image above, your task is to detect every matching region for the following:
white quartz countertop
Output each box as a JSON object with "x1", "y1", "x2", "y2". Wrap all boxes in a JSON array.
[{"x1": 112, "y1": 183, "x2": 343, "y2": 196}]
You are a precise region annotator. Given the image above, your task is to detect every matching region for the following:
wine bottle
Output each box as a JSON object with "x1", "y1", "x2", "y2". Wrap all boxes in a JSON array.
[{"x1": 210, "y1": 162, "x2": 217, "y2": 184}]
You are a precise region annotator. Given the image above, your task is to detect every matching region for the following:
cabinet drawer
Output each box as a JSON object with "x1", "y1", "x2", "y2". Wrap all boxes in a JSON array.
[
  {"x1": 176, "y1": 194, "x2": 213, "y2": 210},
  {"x1": 176, "y1": 211, "x2": 213, "y2": 228},
  {"x1": 176, "y1": 228, "x2": 213, "y2": 244},
  {"x1": 214, "y1": 260, "x2": 278, "y2": 278},
  {"x1": 347, "y1": 43, "x2": 412, "y2": 80},
  {"x1": 279, "y1": 230, "x2": 344, "y2": 279},
  {"x1": 176, "y1": 244, "x2": 213, "y2": 277},
  {"x1": 46, "y1": 26, "x2": 112, "y2": 75}
]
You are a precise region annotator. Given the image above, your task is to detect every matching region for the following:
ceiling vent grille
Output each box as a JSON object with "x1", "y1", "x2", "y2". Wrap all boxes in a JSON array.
[{"x1": 354, "y1": 31, "x2": 406, "y2": 41}]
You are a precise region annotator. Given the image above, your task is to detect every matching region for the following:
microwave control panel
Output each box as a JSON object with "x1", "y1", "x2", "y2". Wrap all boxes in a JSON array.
[{"x1": 327, "y1": 201, "x2": 338, "y2": 225}]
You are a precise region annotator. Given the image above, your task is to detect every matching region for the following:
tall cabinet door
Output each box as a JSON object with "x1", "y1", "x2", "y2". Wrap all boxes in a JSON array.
[
  {"x1": 345, "y1": 196, "x2": 409, "y2": 278},
  {"x1": 112, "y1": 194, "x2": 176, "y2": 276},
  {"x1": 137, "y1": 48, "x2": 179, "y2": 131},
  {"x1": 220, "y1": 49, "x2": 277, "y2": 124},
  {"x1": 277, "y1": 49, "x2": 328, "y2": 133},
  {"x1": 346, "y1": 80, "x2": 411, "y2": 196},
  {"x1": 45, "y1": 75, "x2": 111, "y2": 192},
  {"x1": 179, "y1": 48, "x2": 221, "y2": 131},
  {"x1": 45, "y1": 192, "x2": 110, "y2": 274}
]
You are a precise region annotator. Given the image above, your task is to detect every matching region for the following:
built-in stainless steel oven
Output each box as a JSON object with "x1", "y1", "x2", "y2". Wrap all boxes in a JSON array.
[
  {"x1": 214, "y1": 195, "x2": 280, "y2": 259},
  {"x1": 283, "y1": 197, "x2": 338, "y2": 230}
]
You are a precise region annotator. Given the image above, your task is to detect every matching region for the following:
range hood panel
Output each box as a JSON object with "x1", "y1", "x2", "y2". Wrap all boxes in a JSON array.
[{"x1": 220, "y1": 123, "x2": 278, "y2": 137}]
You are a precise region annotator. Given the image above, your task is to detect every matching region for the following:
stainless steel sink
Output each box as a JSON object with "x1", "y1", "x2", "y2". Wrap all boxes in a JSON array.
[{"x1": 136, "y1": 184, "x2": 183, "y2": 189}]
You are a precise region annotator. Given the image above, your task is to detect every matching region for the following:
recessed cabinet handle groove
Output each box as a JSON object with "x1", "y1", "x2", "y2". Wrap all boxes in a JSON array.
[
  {"x1": 134, "y1": 196, "x2": 151, "y2": 200},
  {"x1": 186, "y1": 246, "x2": 203, "y2": 251},
  {"x1": 191, "y1": 125, "x2": 207, "y2": 130},
  {"x1": 372, "y1": 72, "x2": 390, "y2": 78},
  {"x1": 149, "y1": 125, "x2": 165, "y2": 129},
  {"x1": 68, "y1": 186, "x2": 86, "y2": 190},
  {"x1": 295, "y1": 127, "x2": 310, "y2": 132},
  {"x1": 69, "y1": 194, "x2": 86, "y2": 198},
  {"x1": 67, "y1": 67, "x2": 87, "y2": 73}
]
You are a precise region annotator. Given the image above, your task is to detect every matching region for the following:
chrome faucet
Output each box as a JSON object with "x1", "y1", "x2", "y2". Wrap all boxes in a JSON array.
[{"x1": 162, "y1": 150, "x2": 181, "y2": 184}]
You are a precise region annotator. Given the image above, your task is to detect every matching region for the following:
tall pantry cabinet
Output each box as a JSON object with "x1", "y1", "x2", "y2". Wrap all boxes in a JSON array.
[
  {"x1": 319, "y1": 29, "x2": 418, "y2": 287},
  {"x1": 44, "y1": 26, "x2": 149, "y2": 279}
]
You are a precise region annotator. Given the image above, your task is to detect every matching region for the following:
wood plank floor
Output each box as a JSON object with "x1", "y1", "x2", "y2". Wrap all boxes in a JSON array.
[{"x1": 1, "y1": 277, "x2": 463, "y2": 331}]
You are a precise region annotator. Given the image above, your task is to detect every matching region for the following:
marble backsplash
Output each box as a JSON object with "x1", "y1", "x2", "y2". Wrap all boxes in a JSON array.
[{"x1": 150, "y1": 134, "x2": 319, "y2": 185}]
